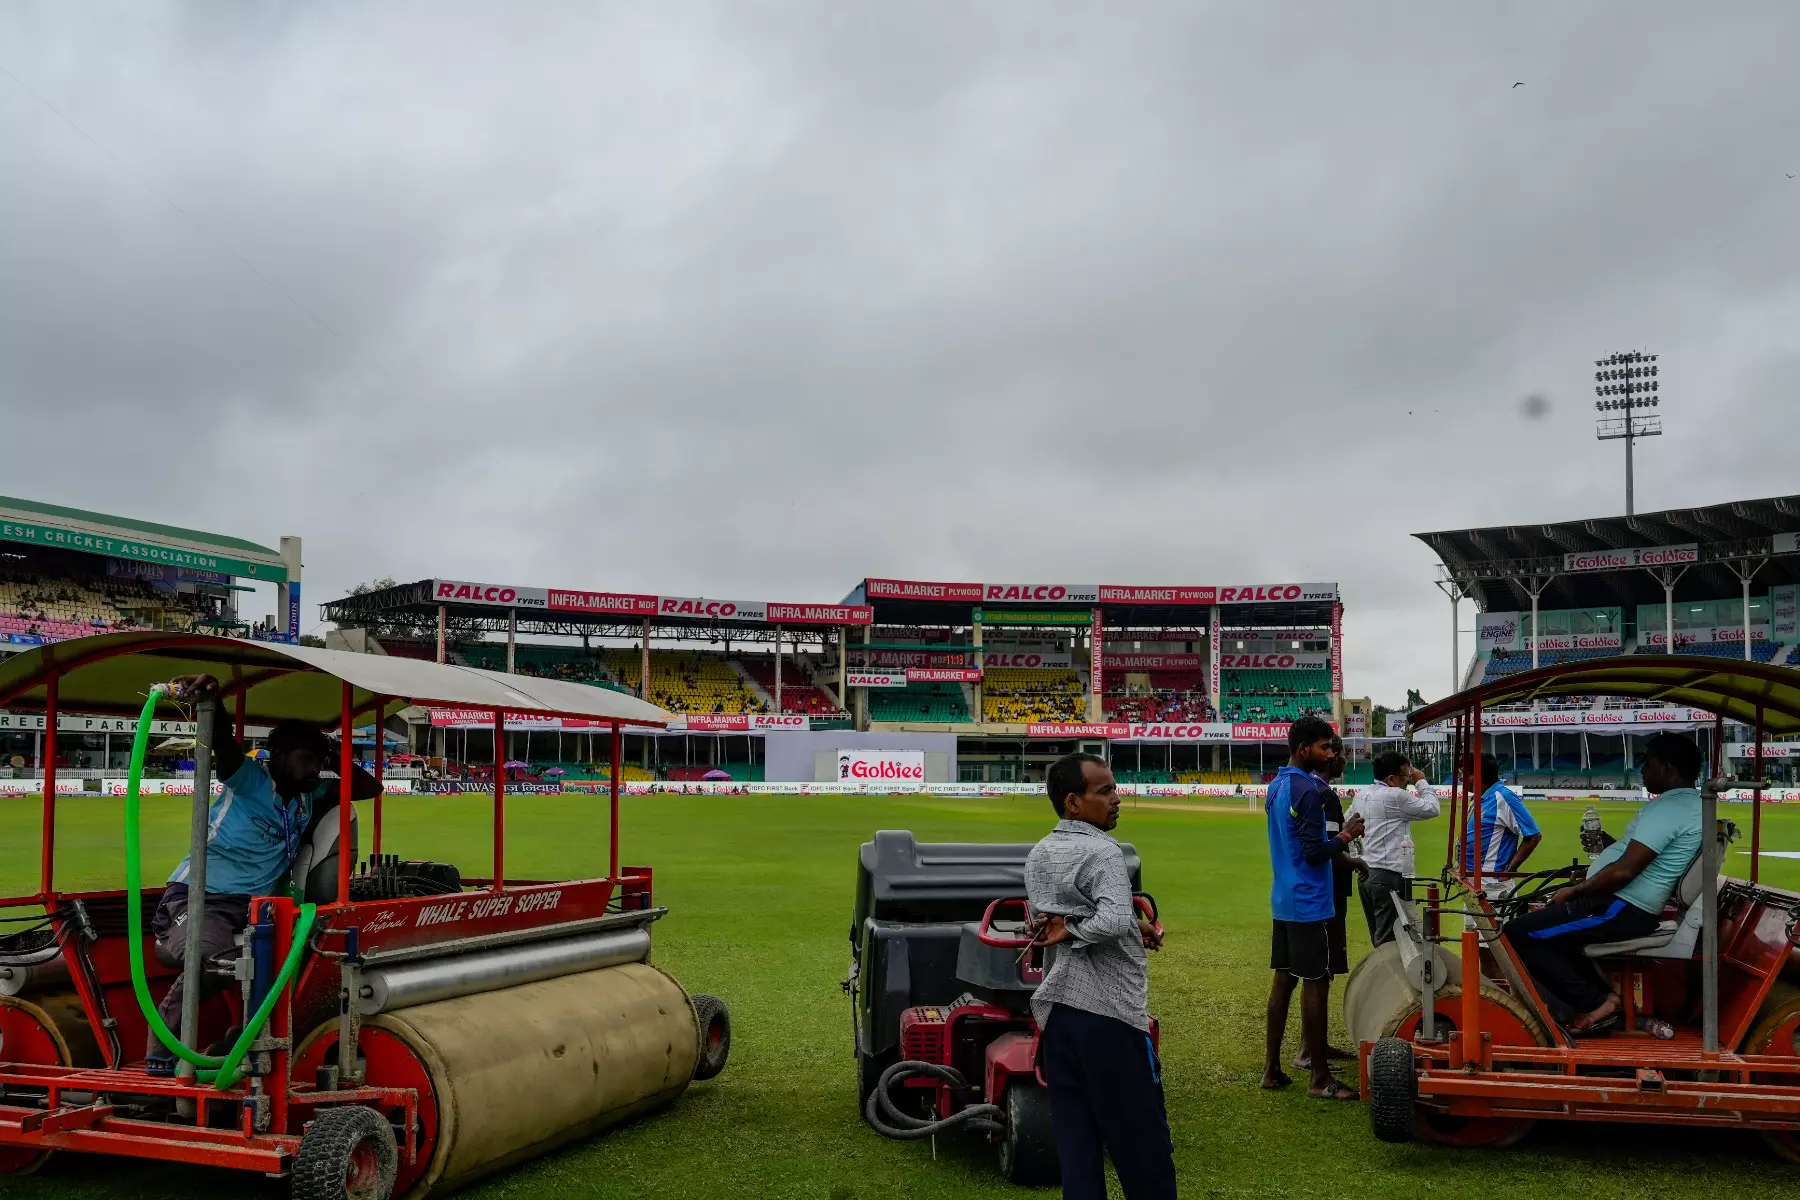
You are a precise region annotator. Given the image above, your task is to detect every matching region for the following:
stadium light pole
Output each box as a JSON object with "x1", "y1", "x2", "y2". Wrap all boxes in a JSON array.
[{"x1": 1594, "y1": 350, "x2": 1662, "y2": 516}]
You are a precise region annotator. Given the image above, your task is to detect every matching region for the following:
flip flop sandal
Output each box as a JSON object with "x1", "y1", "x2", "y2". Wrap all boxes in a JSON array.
[
  {"x1": 1309, "y1": 1080, "x2": 1360, "y2": 1101},
  {"x1": 1575, "y1": 1013, "x2": 1622, "y2": 1037},
  {"x1": 1261, "y1": 1072, "x2": 1294, "y2": 1090}
]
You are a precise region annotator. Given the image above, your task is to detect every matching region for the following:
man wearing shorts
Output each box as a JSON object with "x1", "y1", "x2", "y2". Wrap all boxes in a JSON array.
[{"x1": 1262, "y1": 716, "x2": 1363, "y2": 1099}]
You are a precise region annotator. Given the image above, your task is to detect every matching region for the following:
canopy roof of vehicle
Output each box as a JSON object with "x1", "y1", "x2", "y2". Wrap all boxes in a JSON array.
[
  {"x1": 0, "y1": 632, "x2": 672, "y2": 729},
  {"x1": 1408, "y1": 654, "x2": 1800, "y2": 737}
]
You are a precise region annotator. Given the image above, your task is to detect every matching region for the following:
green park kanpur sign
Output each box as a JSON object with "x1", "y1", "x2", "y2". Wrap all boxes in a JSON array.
[{"x1": 0, "y1": 520, "x2": 284, "y2": 582}]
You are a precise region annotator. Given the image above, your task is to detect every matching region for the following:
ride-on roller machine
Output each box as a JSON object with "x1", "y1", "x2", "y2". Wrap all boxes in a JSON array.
[
  {"x1": 0, "y1": 632, "x2": 732, "y2": 1198},
  {"x1": 846, "y1": 830, "x2": 1158, "y2": 1185},
  {"x1": 1347, "y1": 654, "x2": 1800, "y2": 1160}
]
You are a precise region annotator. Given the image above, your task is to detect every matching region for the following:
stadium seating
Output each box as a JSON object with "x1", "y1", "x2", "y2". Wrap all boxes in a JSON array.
[
  {"x1": 1176, "y1": 768, "x2": 1257, "y2": 785},
  {"x1": 0, "y1": 568, "x2": 211, "y2": 641},
  {"x1": 737, "y1": 654, "x2": 845, "y2": 716},
  {"x1": 1660, "y1": 641, "x2": 1782, "y2": 663},
  {"x1": 1481, "y1": 647, "x2": 1616, "y2": 681},
  {"x1": 869, "y1": 681, "x2": 971, "y2": 723},
  {"x1": 1218, "y1": 667, "x2": 1331, "y2": 723},
  {"x1": 983, "y1": 668, "x2": 1084, "y2": 723},
  {"x1": 1104, "y1": 667, "x2": 1215, "y2": 723},
  {"x1": 603, "y1": 649, "x2": 763, "y2": 714}
]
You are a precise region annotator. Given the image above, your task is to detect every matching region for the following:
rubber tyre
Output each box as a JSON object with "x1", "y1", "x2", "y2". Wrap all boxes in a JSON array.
[
  {"x1": 1368, "y1": 1037, "x2": 1418, "y2": 1144},
  {"x1": 690, "y1": 994, "x2": 731, "y2": 1081},
  {"x1": 997, "y1": 1083, "x2": 1060, "y2": 1186},
  {"x1": 1742, "y1": 981, "x2": 1800, "y2": 1163},
  {"x1": 293, "y1": 1106, "x2": 398, "y2": 1200}
]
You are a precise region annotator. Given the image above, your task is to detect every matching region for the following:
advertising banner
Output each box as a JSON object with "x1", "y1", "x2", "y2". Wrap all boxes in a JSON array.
[
  {"x1": 1121, "y1": 723, "x2": 1235, "y2": 742},
  {"x1": 1217, "y1": 652, "x2": 1331, "y2": 670},
  {"x1": 1344, "y1": 711, "x2": 1368, "y2": 736},
  {"x1": 1231, "y1": 723, "x2": 1297, "y2": 741},
  {"x1": 108, "y1": 559, "x2": 232, "y2": 590},
  {"x1": 1562, "y1": 544, "x2": 1699, "y2": 573},
  {"x1": 1640, "y1": 627, "x2": 1768, "y2": 648},
  {"x1": 1102, "y1": 654, "x2": 1206, "y2": 670},
  {"x1": 1215, "y1": 583, "x2": 1338, "y2": 604},
  {"x1": 669, "y1": 714, "x2": 812, "y2": 732},
  {"x1": 1386, "y1": 711, "x2": 1410, "y2": 737},
  {"x1": 548, "y1": 589, "x2": 659, "y2": 616},
  {"x1": 907, "y1": 667, "x2": 982, "y2": 683},
  {"x1": 982, "y1": 649, "x2": 1072, "y2": 669},
  {"x1": 865, "y1": 578, "x2": 985, "y2": 602},
  {"x1": 427, "y1": 708, "x2": 608, "y2": 730},
  {"x1": 0, "y1": 518, "x2": 284, "y2": 581},
  {"x1": 1090, "y1": 608, "x2": 1105, "y2": 703},
  {"x1": 1330, "y1": 602, "x2": 1344, "y2": 695},
  {"x1": 431, "y1": 579, "x2": 549, "y2": 609},
  {"x1": 982, "y1": 583, "x2": 1099, "y2": 604},
  {"x1": 1529, "y1": 631, "x2": 1623, "y2": 651},
  {"x1": 978, "y1": 609, "x2": 1094, "y2": 626},
  {"x1": 862, "y1": 649, "x2": 976, "y2": 668},
  {"x1": 1477, "y1": 611, "x2": 1522, "y2": 651},
  {"x1": 286, "y1": 580, "x2": 302, "y2": 644},
  {"x1": 1209, "y1": 606, "x2": 1221, "y2": 707},
  {"x1": 1096, "y1": 585, "x2": 1220, "y2": 605},
  {"x1": 835, "y1": 749, "x2": 926, "y2": 783},
  {"x1": 1775, "y1": 584, "x2": 1798, "y2": 642},
  {"x1": 418, "y1": 780, "x2": 563, "y2": 795},
  {"x1": 0, "y1": 710, "x2": 273, "y2": 737},
  {"x1": 765, "y1": 602, "x2": 874, "y2": 625},
  {"x1": 658, "y1": 596, "x2": 767, "y2": 622},
  {"x1": 1026, "y1": 723, "x2": 1130, "y2": 739},
  {"x1": 1774, "y1": 534, "x2": 1799, "y2": 556},
  {"x1": 847, "y1": 671, "x2": 906, "y2": 689}
]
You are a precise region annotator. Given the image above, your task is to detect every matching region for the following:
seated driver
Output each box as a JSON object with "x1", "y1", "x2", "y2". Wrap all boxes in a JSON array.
[
  {"x1": 146, "y1": 674, "x2": 380, "y2": 1071},
  {"x1": 1500, "y1": 732, "x2": 1705, "y2": 1034}
]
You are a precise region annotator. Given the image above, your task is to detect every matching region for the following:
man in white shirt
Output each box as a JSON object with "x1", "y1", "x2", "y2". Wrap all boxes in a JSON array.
[{"x1": 1350, "y1": 750, "x2": 1441, "y2": 947}]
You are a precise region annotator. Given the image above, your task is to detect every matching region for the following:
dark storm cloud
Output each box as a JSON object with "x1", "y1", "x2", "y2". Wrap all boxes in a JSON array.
[{"x1": 4, "y1": 2, "x2": 1798, "y2": 702}]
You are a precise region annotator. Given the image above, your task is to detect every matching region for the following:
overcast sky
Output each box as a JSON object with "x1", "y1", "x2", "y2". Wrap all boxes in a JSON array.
[{"x1": 4, "y1": 3, "x2": 1798, "y2": 705}]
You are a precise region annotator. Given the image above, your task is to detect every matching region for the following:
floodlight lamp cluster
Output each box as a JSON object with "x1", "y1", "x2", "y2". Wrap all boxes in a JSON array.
[{"x1": 1594, "y1": 350, "x2": 1660, "y2": 411}]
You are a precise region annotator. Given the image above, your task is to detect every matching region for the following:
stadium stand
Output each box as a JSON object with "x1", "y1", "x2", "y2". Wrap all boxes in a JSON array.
[
  {"x1": 1218, "y1": 667, "x2": 1331, "y2": 723},
  {"x1": 1480, "y1": 647, "x2": 1616, "y2": 681},
  {"x1": 736, "y1": 654, "x2": 845, "y2": 716},
  {"x1": 1176, "y1": 768, "x2": 1257, "y2": 785},
  {"x1": 461, "y1": 642, "x2": 630, "y2": 689},
  {"x1": 983, "y1": 668, "x2": 1084, "y2": 723},
  {"x1": 602, "y1": 649, "x2": 762, "y2": 714},
  {"x1": 869, "y1": 681, "x2": 970, "y2": 723},
  {"x1": 1104, "y1": 667, "x2": 1216, "y2": 723},
  {"x1": 1658, "y1": 641, "x2": 1782, "y2": 663},
  {"x1": 0, "y1": 556, "x2": 215, "y2": 641}
]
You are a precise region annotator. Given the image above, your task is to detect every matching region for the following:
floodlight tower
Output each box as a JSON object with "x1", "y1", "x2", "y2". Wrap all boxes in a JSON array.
[{"x1": 1594, "y1": 350, "x2": 1662, "y2": 516}]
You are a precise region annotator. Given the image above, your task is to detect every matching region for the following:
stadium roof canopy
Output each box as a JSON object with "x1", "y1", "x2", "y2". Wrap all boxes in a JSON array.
[
  {"x1": 0, "y1": 494, "x2": 287, "y2": 581},
  {"x1": 1415, "y1": 493, "x2": 1800, "y2": 612}
]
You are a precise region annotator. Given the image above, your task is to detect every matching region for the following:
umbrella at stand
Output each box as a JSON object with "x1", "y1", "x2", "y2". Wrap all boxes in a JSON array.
[{"x1": 701, "y1": 769, "x2": 731, "y2": 781}]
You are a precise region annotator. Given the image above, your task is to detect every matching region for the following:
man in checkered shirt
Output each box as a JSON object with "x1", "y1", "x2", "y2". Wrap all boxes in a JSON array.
[{"x1": 1023, "y1": 753, "x2": 1174, "y2": 1200}]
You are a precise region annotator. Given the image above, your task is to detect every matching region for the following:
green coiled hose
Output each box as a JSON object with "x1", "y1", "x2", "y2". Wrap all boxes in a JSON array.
[{"x1": 123, "y1": 685, "x2": 318, "y2": 1089}]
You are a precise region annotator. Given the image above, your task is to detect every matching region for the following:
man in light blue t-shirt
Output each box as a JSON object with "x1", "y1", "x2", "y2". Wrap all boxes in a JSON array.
[
  {"x1": 1501, "y1": 733, "x2": 1705, "y2": 1033},
  {"x1": 145, "y1": 674, "x2": 381, "y2": 1069}
]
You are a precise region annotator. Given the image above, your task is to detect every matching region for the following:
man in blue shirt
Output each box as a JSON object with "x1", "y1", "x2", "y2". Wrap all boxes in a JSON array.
[
  {"x1": 1462, "y1": 754, "x2": 1542, "y2": 878},
  {"x1": 145, "y1": 674, "x2": 380, "y2": 1068},
  {"x1": 1502, "y1": 733, "x2": 1706, "y2": 1034},
  {"x1": 1262, "y1": 715, "x2": 1363, "y2": 1099}
]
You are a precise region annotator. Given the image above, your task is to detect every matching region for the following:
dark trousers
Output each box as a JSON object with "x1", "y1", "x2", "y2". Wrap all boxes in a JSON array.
[
  {"x1": 1502, "y1": 893, "x2": 1659, "y2": 1016},
  {"x1": 1359, "y1": 868, "x2": 1407, "y2": 947},
  {"x1": 146, "y1": 884, "x2": 251, "y2": 1059},
  {"x1": 1040, "y1": 1004, "x2": 1176, "y2": 1200}
]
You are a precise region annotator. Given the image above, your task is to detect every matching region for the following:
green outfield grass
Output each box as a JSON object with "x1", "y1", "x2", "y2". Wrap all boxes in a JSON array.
[{"x1": 3, "y1": 791, "x2": 1800, "y2": 1199}]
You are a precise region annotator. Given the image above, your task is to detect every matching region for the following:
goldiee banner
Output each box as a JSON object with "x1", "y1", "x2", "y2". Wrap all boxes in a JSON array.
[
  {"x1": 1418, "y1": 707, "x2": 1720, "y2": 730},
  {"x1": 835, "y1": 749, "x2": 925, "y2": 783},
  {"x1": 1640, "y1": 626, "x2": 1769, "y2": 648},
  {"x1": 1562, "y1": 544, "x2": 1698, "y2": 573}
]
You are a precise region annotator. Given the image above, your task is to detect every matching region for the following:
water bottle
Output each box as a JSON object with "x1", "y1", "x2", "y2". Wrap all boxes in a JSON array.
[{"x1": 1582, "y1": 805, "x2": 1603, "y2": 861}]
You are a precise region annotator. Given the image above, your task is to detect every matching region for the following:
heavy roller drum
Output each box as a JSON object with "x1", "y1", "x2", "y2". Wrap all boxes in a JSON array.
[
  {"x1": 1345, "y1": 941, "x2": 1550, "y2": 1148},
  {"x1": 1745, "y1": 981, "x2": 1800, "y2": 1164},
  {"x1": 296, "y1": 961, "x2": 717, "y2": 1199},
  {"x1": 0, "y1": 991, "x2": 104, "y2": 1175}
]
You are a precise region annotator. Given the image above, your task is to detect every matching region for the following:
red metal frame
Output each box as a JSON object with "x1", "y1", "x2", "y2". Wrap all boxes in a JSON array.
[
  {"x1": 1369, "y1": 653, "x2": 1800, "y2": 1141},
  {"x1": 0, "y1": 634, "x2": 666, "y2": 1181}
]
